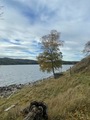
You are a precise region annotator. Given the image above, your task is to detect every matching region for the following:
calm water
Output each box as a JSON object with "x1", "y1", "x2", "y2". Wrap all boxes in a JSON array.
[{"x1": 0, "y1": 65, "x2": 73, "y2": 87}]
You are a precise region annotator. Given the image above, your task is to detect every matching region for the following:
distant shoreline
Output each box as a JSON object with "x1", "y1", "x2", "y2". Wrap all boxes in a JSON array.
[{"x1": 0, "y1": 57, "x2": 78, "y2": 65}]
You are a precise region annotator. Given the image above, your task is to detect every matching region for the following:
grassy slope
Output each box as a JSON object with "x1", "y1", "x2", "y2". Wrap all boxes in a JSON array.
[
  {"x1": 71, "y1": 55, "x2": 90, "y2": 75},
  {"x1": 0, "y1": 56, "x2": 90, "y2": 120}
]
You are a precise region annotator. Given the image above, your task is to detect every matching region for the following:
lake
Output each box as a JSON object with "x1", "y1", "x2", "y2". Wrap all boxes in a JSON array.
[{"x1": 0, "y1": 65, "x2": 73, "y2": 87}]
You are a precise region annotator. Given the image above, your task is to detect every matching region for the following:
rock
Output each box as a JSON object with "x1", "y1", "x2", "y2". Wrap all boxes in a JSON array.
[{"x1": 0, "y1": 84, "x2": 24, "y2": 98}]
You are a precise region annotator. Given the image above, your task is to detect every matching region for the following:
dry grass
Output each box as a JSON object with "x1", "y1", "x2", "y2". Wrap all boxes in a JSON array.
[{"x1": 71, "y1": 55, "x2": 90, "y2": 75}]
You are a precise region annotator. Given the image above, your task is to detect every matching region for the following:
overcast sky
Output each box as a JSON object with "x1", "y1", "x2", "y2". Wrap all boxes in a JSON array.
[{"x1": 0, "y1": 0, "x2": 90, "y2": 61}]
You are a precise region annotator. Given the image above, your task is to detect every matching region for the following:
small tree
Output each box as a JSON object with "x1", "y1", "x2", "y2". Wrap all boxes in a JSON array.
[
  {"x1": 83, "y1": 41, "x2": 90, "y2": 55},
  {"x1": 37, "y1": 30, "x2": 63, "y2": 78}
]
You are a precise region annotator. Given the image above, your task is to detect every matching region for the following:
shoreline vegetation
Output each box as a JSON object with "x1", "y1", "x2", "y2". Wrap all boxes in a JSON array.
[{"x1": 0, "y1": 56, "x2": 90, "y2": 120}]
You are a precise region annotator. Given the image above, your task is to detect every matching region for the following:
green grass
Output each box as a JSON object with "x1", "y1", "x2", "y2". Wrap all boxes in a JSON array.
[{"x1": 0, "y1": 71, "x2": 90, "y2": 120}]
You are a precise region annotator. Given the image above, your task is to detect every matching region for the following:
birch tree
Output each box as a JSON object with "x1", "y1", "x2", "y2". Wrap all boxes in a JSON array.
[{"x1": 37, "y1": 30, "x2": 63, "y2": 78}]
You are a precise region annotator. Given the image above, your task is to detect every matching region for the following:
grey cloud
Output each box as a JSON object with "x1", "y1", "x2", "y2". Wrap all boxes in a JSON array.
[{"x1": 1, "y1": 0, "x2": 90, "y2": 60}]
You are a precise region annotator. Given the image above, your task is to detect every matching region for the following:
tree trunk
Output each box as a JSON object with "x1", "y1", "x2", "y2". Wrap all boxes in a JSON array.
[{"x1": 51, "y1": 60, "x2": 55, "y2": 78}]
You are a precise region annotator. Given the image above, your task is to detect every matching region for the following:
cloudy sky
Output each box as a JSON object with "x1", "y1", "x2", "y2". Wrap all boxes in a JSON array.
[{"x1": 0, "y1": 0, "x2": 90, "y2": 61}]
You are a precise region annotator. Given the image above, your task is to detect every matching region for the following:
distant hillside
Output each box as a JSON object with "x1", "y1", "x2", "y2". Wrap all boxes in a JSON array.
[
  {"x1": 0, "y1": 58, "x2": 38, "y2": 65},
  {"x1": 0, "y1": 57, "x2": 78, "y2": 65},
  {"x1": 62, "y1": 60, "x2": 78, "y2": 65},
  {"x1": 71, "y1": 55, "x2": 90, "y2": 74}
]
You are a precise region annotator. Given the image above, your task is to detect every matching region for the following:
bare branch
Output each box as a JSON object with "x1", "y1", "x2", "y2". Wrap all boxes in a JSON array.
[{"x1": 83, "y1": 41, "x2": 90, "y2": 55}]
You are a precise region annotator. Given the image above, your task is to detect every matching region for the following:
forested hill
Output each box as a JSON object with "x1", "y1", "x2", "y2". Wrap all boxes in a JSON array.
[
  {"x1": 0, "y1": 57, "x2": 78, "y2": 65},
  {"x1": 0, "y1": 58, "x2": 38, "y2": 65},
  {"x1": 62, "y1": 60, "x2": 78, "y2": 64}
]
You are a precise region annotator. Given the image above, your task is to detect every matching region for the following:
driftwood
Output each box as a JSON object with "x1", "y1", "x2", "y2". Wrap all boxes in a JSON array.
[
  {"x1": 4, "y1": 103, "x2": 18, "y2": 112},
  {"x1": 4, "y1": 105, "x2": 16, "y2": 112},
  {"x1": 22, "y1": 101, "x2": 48, "y2": 120}
]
